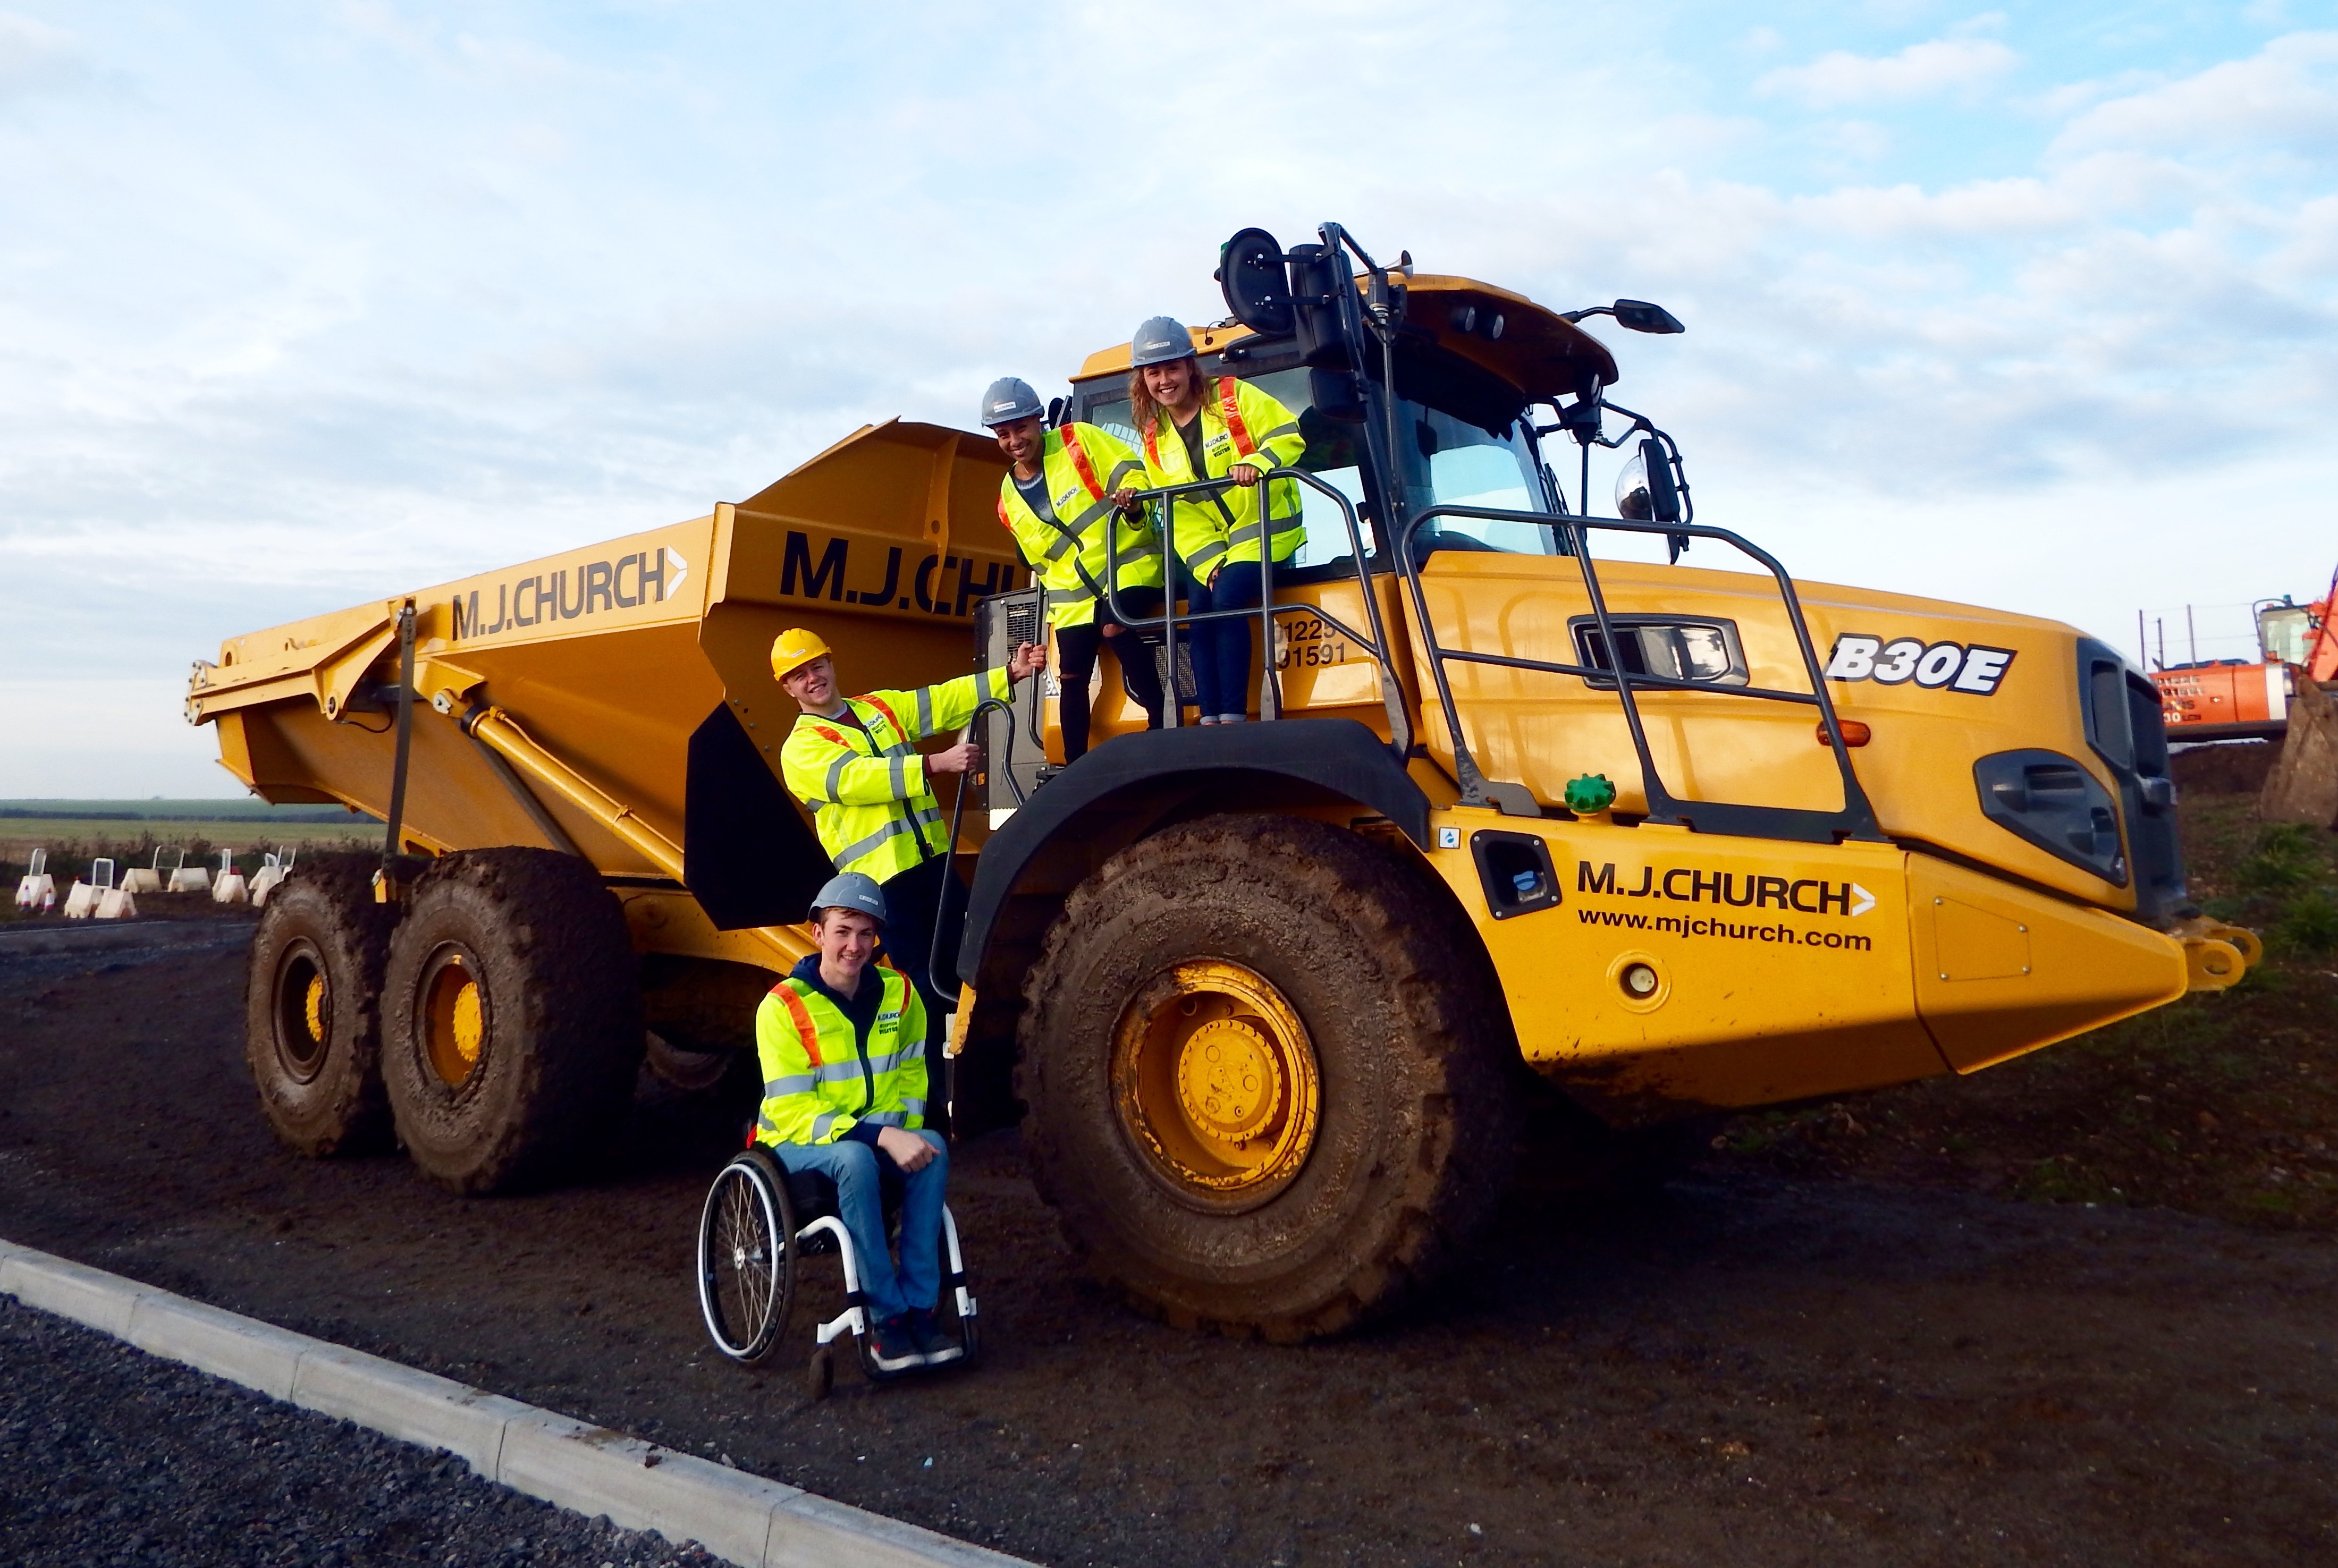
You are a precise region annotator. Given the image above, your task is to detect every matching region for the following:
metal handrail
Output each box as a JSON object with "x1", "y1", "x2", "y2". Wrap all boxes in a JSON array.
[
  {"x1": 1395, "y1": 501, "x2": 1885, "y2": 843},
  {"x1": 1102, "y1": 465, "x2": 1409, "y2": 751}
]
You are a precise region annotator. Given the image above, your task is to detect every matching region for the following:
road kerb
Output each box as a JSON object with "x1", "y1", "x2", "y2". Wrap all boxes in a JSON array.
[
  {"x1": 0, "y1": 1247, "x2": 150, "y2": 1337},
  {"x1": 1, "y1": 1239, "x2": 1032, "y2": 1568},
  {"x1": 290, "y1": 1342, "x2": 532, "y2": 1478},
  {"x1": 771, "y1": 1490, "x2": 1024, "y2": 1568},
  {"x1": 499, "y1": 1410, "x2": 796, "y2": 1568},
  {"x1": 127, "y1": 1292, "x2": 303, "y2": 1401}
]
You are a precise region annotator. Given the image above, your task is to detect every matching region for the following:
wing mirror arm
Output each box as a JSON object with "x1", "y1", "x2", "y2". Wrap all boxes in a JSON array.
[{"x1": 1562, "y1": 299, "x2": 1686, "y2": 335}]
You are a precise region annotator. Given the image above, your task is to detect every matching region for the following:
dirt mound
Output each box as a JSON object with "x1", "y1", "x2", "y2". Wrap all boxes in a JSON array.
[{"x1": 2172, "y1": 740, "x2": 2278, "y2": 795}]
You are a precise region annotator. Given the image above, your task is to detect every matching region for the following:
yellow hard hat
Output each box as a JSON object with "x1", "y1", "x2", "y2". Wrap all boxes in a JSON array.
[{"x1": 770, "y1": 628, "x2": 831, "y2": 682}]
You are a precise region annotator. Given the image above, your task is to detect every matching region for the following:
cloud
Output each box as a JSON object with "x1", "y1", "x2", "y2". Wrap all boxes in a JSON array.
[
  {"x1": 1758, "y1": 36, "x2": 2019, "y2": 107},
  {"x1": 0, "y1": 8, "x2": 83, "y2": 103},
  {"x1": 2053, "y1": 29, "x2": 2338, "y2": 160}
]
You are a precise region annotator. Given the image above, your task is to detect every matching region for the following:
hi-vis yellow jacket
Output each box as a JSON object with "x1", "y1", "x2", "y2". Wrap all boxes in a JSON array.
[
  {"x1": 779, "y1": 669, "x2": 1008, "y2": 883},
  {"x1": 1138, "y1": 377, "x2": 1306, "y2": 581},
  {"x1": 994, "y1": 424, "x2": 1163, "y2": 631},
  {"x1": 754, "y1": 960, "x2": 928, "y2": 1147}
]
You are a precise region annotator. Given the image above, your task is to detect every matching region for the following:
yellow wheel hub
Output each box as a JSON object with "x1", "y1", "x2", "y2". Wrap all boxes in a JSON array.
[
  {"x1": 423, "y1": 955, "x2": 486, "y2": 1088},
  {"x1": 301, "y1": 973, "x2": 327, "y2": 1045},
  {"x1": 1175, "y1": 1018, "x2": 1283, "y2": 1142},
  {"x1": 1112, "y1": 960, "x2": 1318, "y2": 1203}
]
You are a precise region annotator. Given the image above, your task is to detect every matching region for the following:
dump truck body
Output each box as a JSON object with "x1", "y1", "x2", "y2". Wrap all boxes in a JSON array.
[{"x1": 194, "y1": 420, "x2": 1026, "y2": 984}]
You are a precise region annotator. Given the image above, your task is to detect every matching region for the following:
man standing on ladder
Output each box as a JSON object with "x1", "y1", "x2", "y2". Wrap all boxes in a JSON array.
[
  {"x1": 772, "y1": 628, "x2": 1045, "y2": 1097},
  {"x1": 981, "y1": 375, "x2": 1168, "y2": 760}
]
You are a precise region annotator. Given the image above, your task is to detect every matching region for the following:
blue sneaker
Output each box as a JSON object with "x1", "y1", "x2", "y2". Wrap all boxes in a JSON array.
[
  {"x1": 907, "y1": 1308, "x2": 963, "y2": 1365},
  {"x1": 866, "y1": 1313, "x2": 927, "y2": 1374}
]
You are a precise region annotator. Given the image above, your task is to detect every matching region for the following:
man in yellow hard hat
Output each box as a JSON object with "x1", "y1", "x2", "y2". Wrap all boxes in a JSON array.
[{"x1": 772, "y1": 626, "x2": 1044, "y2": 1084}]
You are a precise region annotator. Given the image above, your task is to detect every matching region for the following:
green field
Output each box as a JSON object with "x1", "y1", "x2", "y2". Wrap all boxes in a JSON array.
[
  {"x1": 3, "y1": 818, "x2": 378, "y2": 853},
  {"x1": 0, "y1": 798, "x2": 369, "y2": 823}
]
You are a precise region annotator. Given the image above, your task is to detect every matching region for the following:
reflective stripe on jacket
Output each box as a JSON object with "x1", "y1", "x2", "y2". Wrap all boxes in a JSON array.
[
  {"x1": 753, "y1": 963, "x2": 927, "y2": 1147},
  {"x1": 993, "y1": 423, "x2": 1163, "y2": 630},
  {"x1": 1139, "y1": 377, "x2": 1307, "y2": 578},
  {"x1": 778, "y1": 668, "x2": 1010, "y2": 883}
]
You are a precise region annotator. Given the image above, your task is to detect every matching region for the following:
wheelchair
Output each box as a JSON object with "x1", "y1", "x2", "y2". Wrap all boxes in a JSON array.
[{"x1": 694, "y1": 1142, "x2": 978, "y2": 1399}]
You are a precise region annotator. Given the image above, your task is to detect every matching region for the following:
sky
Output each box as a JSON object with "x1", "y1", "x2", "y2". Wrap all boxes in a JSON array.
[{"x1": 2, "y1": 1, "x2": 2333, "y2": 795}]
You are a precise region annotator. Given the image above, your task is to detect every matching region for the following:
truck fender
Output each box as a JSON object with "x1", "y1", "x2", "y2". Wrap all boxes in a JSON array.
[{"x1": 956, "y1": 718, "x2": 1430, "y2": 990}]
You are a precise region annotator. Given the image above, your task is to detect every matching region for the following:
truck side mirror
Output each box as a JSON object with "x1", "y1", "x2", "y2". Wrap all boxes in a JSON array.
[
  {"x1": 1613, "y1": 300, "x2": 1685, "y2": 335},
  {"x1": 1641, "y1": 438, "x2": 1682, "y2": 523},
  {"x1": 1218, "y1": 227, "x2": 1295, "y2": 338},
  {"x1": 1288, "y1": 242, "x2": 1354, "y2": 371}
]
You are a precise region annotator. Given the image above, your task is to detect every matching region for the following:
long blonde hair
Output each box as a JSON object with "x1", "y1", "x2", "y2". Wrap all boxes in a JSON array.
[{"x1": 1127, "y1": 356, "x2": 1205, "y2": 437}]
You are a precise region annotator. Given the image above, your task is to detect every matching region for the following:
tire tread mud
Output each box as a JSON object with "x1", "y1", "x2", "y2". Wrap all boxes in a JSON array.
[
  {"x1": 381, "y1": 848, "x2": 644, "y2": 1194},
  {"x1": 1016, "y1": 814, "x2": 1518, "y2": 1341},
  {"x1": 242, "y1": 852, "x2": 395, "y2": 1156}
]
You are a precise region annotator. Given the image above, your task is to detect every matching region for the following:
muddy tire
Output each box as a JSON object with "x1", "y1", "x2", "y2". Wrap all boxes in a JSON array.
[
  {"x1": 380, "y1": 848, "x2": 645, "y2": 1194},
  {"x1": 1017, "y1": 814, "x2": 1519, "y2": 1341},
  {"x1": 243, "y1": 854, "x2": 395, "y2": 1156},
  {"x1": 645, "y1": 1031, "x2": 747, "y2": 1095}
]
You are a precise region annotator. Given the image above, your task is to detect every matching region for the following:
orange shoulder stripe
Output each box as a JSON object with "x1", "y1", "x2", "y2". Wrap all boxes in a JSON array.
[
  {"x1": 1058, "y1": 426, "x2": 1106, "y2": 504},
  {"x1": 1218, "y1": 377, "x2": 1256, "y2": 459},
  {"x1": 770, "y1": 982, "x2": 823, "y2": 1067}
]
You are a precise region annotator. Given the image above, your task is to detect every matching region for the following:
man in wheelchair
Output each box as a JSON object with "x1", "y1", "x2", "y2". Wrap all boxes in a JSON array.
[{"x1": 755, "y1": 872, "x2": 961, "y2": 1373}]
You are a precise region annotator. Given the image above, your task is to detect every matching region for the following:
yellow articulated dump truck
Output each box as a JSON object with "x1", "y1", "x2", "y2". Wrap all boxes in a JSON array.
[{"x1": 192, "y1": 221, "x2": 2258, "y2": 1341}]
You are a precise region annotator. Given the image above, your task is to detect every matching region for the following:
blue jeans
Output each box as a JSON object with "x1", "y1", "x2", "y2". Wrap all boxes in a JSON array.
[
  {"x1": 773, "y1": 1132, "x2": 948, "y2": 1322},
  {"x1": 1183, "y1": 560, "x2": 1265, "y2": 721}
]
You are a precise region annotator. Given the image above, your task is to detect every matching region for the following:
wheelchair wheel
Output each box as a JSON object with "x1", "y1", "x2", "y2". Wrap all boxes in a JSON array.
[{"x1": 696, "y1": 1149, "x2": 797, "y2": 1364}]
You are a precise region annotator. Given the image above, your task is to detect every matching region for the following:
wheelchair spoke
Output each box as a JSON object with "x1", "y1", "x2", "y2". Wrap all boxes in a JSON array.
[{"x1": 719, "y1": 1179, "x2": 769, "y2": 1330}]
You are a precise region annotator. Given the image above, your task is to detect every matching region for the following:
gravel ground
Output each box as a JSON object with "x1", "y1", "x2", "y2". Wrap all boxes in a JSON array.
[
  {"x1": 5, "y1": 927, "x2": 2336, "y2": 1566},
  {"x1": 0, "y1": 1295, "x2": 722, "y2": 1568}
]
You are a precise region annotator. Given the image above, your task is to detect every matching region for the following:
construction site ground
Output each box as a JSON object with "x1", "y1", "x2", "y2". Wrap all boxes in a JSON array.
[{"x1": 3, "y1": 782, "x2": 2334, "y2": 1567}]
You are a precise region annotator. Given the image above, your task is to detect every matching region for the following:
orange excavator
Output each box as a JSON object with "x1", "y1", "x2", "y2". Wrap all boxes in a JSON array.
[{"x1": 2154, "y1": 563, "x2": 2338, "y2": 740}]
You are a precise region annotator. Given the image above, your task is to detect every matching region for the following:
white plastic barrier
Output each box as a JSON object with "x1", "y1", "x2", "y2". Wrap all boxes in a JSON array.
[
  {"x1": 167, "y1": 867, "x2": 213, "y2": 893},
  {"x1": 213, "y1": 871, "x2": 249, "y2": 906},
  {"x1": 95, "y1": 887, "x2": 138, "y2": 920},
  {"x1": 62, "y1": 882, "x2": 97, "y2": 919},
  {"x1": 121, "y1": 868, "x2": 164, "y2": 894},
  {"x1": 248, "y1": 847, "x2": 297, "y2": 908},
  {"x1": 12, "y1": 874, "x2": 53, "y2": 912}
]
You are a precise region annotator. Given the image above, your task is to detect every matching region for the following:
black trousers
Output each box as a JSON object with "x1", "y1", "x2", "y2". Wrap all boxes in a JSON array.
[{"x1": 1054, "y1": 587, "x2": 1166, "y2": 760}]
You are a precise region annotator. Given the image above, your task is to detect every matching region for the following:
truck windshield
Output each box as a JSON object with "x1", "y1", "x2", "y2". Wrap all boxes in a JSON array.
[
  {"x1": 1395, "y1": 404, "x2": 1554, "y2": 558},
  {"x1": 1082, "y1": 366, "x2": 1558, "y2": 575}
]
